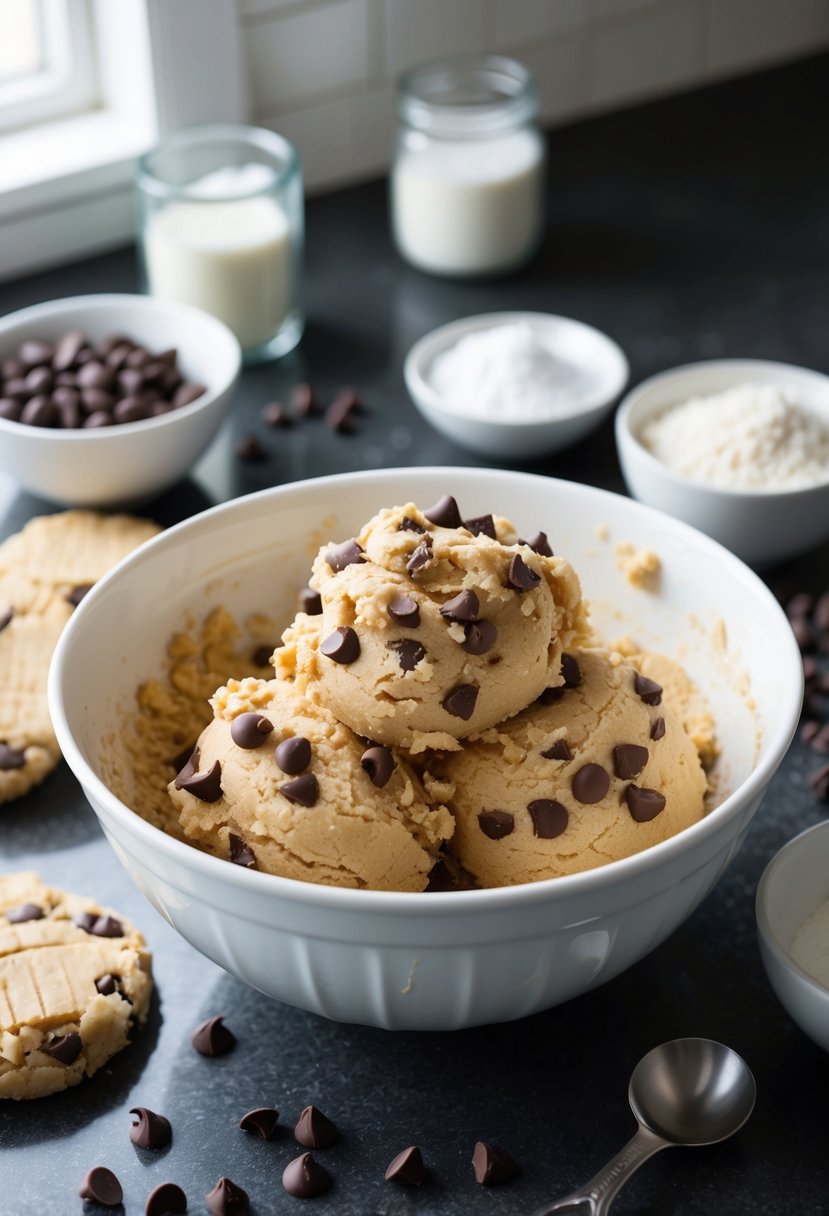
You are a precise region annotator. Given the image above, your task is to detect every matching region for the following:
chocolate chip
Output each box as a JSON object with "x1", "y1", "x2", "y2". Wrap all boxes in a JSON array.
[
  {"x1": 786, "y1": 592, "x2": 813, "y2": 619},
  {"x1": 0, "y1": 607, "x2": 13, "y2": 633},
  {"x1": 174, "y1": 746, "x2": 200, "y2": 787},
  {"x1": 424, "y1": 859, "x2": 458, "y2": 892},
  {"x1": 275, "y1": 736, "x2": 312, "y2": 774},
  {"x1": 811, "y1": 724, "x2": 829, "y2": 755},
  {"x1": 146, "y1": 1182, "x2": 187, "y2": 1215},
  {"x1": 561, "y1": 653, "x2": 581, "y2": 688},
  {"x1": 472, "y1": 1141, "x2": 518, "y2": 1186},
  {"x1": 236, "y1": 434, "x2": 267, "y2": 462},
  {"x1": 625, "y1": 784, "x2": 667, "y2": 821},
  {"x1": 230, "y1": 713, "x2": 274, "y2": 749},
  {"x1": 519, "y1": 530, "x2": 553, "y2": 557},
  {"x1": 292, "y1": 382, "x2": 317, "y2": 417},
  {"x1": 192, "y1": 1015, "x2": 236, "y2": 1057},
  {"x1": 130, "y1": 1107, "x2": 172, "y2": 1150},
  {"x1": 177, "y1": 759, "x2": 223, "y2": 802},
  {"x1": 1, "y1": 357, "x2": 25, "y2": 379},
  {"x1": 251, "y1": 645, "x2": 273, "y2": 667},
  {"x1": 361, "y1": 745, "x2": 396, "y2": 788},
  {"x1": 21, "y1": 395, "x2": 57, "y2": 427},
  {"x1": 387, "y1": 638, "x2": 425, "y2": 671},
  {"x1": 43, "y1": 1032, "x2": 82, "y2": 1063},
  {"x1": 83, "y1": 409, "x2": 114, "y2": 429},
  {"x1": 118, "y1": 367, "x2": 144, "y2": 397},
  {"x1": 73, "y1": 911, "x2": 97, "y2": 933},
  {"x1": 173, "y1": 382, "x2": 206, "y2": 408},
  {"x1": 280, "y1": 772, "x2": 319, "y2": 807},
  {"x1": 325, "y1": 539, "x2": 364, "y2": 572},
  {"x1": 814, "y1": 591, "x2": 829, "y2": 633},
  {"x1": 229, "y1": 834, "x2": 257, "y2": 869},
  {"x1": 613, "y1": 743, "x2": 649, "y2": 780},
  {"x1": 440, "y1": 589, "x2": 480, "y2": 622},
  {"x1": 6, "y1": 902, "x2": 44, "y2": 923},
  {"x1": 541, "y1": 739, "x2": 572, "y2": 761},
  {"x1": 20, "y1": 339, "x2": 54, "y2": 367},
  {"x1": 325, "y1": 388, "x2": 360, "y2": 433},
  {"x1": 528, "y1": 799, "x2": 569, "y2": 838},
  {"x1": 320, "y1": 626, "x2": 360, "y2": 664},
  {"x1": 462, "y1": 619, "x2": 497, "y2": 655},
  {"x1": 262, "y1": 400, "x2": 292, "y2": 427},
  {"x1": 387, "y1": 592, "x2": 420, "y2": 627},
  {"x1": 650, "y1": 717, "x2": 666, "y2": 741},
  {"x1": 77, "y1": 360, "x2": 114, "y2": 390},
  {"x1": 507, "y1": 553, "x2": 541, "y2": 591},
  {"x1": 407, "y1": 537, "x2": 433, "y2": 576},
  {"x1": 66, "y1": 583, "x2": 93, "y2": 608},
  {"x1": 572, "y1": 763, "x2": 610, "y2": 804},
  {"x1": 398, "y1": 516, "x2": 425, "y2": 533},
  {"x1": 463, "y1": 514, "x2": 496, "y2": 539},
  {"x1": 791, "y1": 616, "x2": 813, "y2": 651},
  {"x1": 0, "y1": 398, "x2": 21, "y2": 421},
  {"x1": 300, "y1": 587, "x2": 323, "y2": 615},
  {"x1": 802, "y1": 720, "x2": 820, "y2": 745},
  {"x1": 295, "y1": 1105, "x2": 339, "y2": 1149},
  {"x1": 240, "y1": 1107, "x2": 279, "y2": 1139},
  {"x1": 91, "y1": 915, "x2": 124, "y2": 938},
  {"x1": 423, "y1": 495, "x2": 462, "y2": 528},
  {"x1": 206, "y1": 1176, "x2": 249, "y2": 1215},
  {"x1": 538, "y1": 686, "x2": 565, "y2": 706},
  {"x1": 53, "y1": 330, "x2": 86, "y2": 371},
  {"x1": 385, "y1": 1145, "x2": 426, "y2": 1186},
  {"x1": 0, "y1": 742, "x2": 26, "y2": 770},
  {"x1": 79, "y1": 1166, "x2": 122, "y2": 1207},
  {"x1": 282, "y1": 1153, "x2": 331, "y2": 1198},
  {"x1": 95, "y1": 974, "x2": 119, "y2": 996},
  {"x1": 478, "y1": 810, "x2": 514, "y2": 839},
  {"x1": 114, "y1": 396, "x2": 151, "y2": 424},
  {"x1": 25, "y1": 365, "x2": 53, "y2": 394},
  {"x1": 634, "y1": 672, "x2": 663, "y2": 705},
  {"x1": 809, "y1": 761, "x2": 829, "y2": 801},
  {"x1": 442, "y1": 684, "x2": 478, "y2": 720}
]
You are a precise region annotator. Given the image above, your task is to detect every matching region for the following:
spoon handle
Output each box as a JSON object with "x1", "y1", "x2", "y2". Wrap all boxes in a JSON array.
[{"x1": 530, "y1": 1126, "x2": 666, "y2": 1216}]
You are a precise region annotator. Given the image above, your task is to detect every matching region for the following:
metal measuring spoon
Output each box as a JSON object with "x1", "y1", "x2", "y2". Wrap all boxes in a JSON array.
[{"x1": 531, "y1": 1038, "x2": 756, "y2": 1216}]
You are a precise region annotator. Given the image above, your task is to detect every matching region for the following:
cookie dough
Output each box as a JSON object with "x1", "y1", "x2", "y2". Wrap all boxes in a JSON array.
[
  {"x1": 287, "y1": 498, "x2": 588, "y2": 751},
  {"x1": 0, "y1": 872, "x2": 152, "y2": 1099},
  {"x1": 0, "y1": 511, "x2": 161, "y2": 802},
  {"x1": 439, "y1": 648, "x2": 707, "y2": 887},
  {"x1": 168, "y1": 676, "x2": 454, "y2": 891}
]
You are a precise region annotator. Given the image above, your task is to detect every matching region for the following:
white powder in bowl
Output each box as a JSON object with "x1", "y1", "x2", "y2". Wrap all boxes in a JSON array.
[
  {"x1": 790, "y1": 895, "x2": 829, "y2": 989},
  {"x1": 640, "y1": 383, "x2": 829, "y2": 491}
]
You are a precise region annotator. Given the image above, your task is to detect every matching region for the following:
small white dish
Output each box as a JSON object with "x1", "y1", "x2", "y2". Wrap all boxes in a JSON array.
[
  {"x1": 0, "y1": 293, "x2": 241, "y2": 507},
  {"x1": 616, "y1": 359, "x2": 829, "y2": 567},
  {"x1": 756, "y1": 820, "x2": 829, "y2": 1053},
  {"x1": 404, "y1": 311, "x2": 629, "y2": 460}
]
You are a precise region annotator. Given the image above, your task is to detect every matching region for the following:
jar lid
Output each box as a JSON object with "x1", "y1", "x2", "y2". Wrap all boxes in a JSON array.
[{"x1": 398, "y1": 55, "x2": 539, "y2": 139}]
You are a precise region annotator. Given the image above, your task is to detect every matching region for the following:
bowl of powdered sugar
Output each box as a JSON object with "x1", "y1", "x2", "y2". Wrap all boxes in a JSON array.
[
  {"x1": 616, "y1": 359, "x2": 829, "y2": 567},
  {"x1": 404, "y1": 311, "x2": 628, "y2": 460}
]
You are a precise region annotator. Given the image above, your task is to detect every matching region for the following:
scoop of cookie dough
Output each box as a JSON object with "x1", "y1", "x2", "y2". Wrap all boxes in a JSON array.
[
  {"x1": 438, "y1": 648, "x2": 707, "y2": 887},
  {"x1": 0, "y1": 872, "x2": 152, "y2": 1099},
  {"x1": 168, "y1": 676, "x2": 454, "y2": 892},
  {"x1": 285, "y1": 497, "x2": 588, "y2": 751}
]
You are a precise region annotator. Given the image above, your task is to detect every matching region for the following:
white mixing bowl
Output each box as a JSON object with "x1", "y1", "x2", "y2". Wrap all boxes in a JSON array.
[{"x1": 49, "y1": 468, "x2": 802, "y2": 1030}]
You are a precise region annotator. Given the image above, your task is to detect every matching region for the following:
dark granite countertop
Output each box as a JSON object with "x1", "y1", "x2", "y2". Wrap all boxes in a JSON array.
[{"x1": 2, "y1": 53, "x2": 829, "y2": 1216}]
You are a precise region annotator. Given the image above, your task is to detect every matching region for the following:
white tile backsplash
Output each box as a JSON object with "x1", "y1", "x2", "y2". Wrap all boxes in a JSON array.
[
  {"x1": 588, "y1": 0, "x2": 706, "y2": 108},
  {"x1": 706, "y1": 0, "x2": 829, "y2": 78},
  {"x1": 493, "y1": 0, "x2": 594, "y2": 51},
  {"x1": 383, "y1": 0, "x2": 486, "y2": 74}
]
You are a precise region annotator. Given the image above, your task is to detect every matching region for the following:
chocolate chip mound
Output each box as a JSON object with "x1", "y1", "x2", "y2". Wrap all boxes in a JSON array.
[
  {"x1": 423, "y1": 494, "x2": 462, "y2": 528},
  {"x1": 275, "y1": 736, "x2": 312, "y2": 774},
  {"x1": 442, "y1": 683, "x2": 478, "y2": 721},
  {"x1": 192, "y1": 1015, "x2": 236, "y2": 1058},
  {"x1": 294, "y1": 1104, "x2": 340, "y2": 1149},
  {"x1": 0, "y1": 606, "x2": 13, "y2": 632},
  {"x1": 6, "y1": 902, "x2": 44, "y2": 923},
  {"x1": 261, "y1": 400, "x2": 291, "y2": 427},
  {"x1": 462, "y1": 619, "x2": 497, "y2": 655},
  {"x1": 385, "y1": 1145, "x2": 426, "y2": 1186},
  {"x1": 280, "y1": 772, "x2": 319, "y2": 807},
  {"x1": 129, "y1": 1107, "x2": 172, "y2": 1150},
  {"x1": 361, "y1": 745, "x2": 396, "y2": 788},
  {"x1": 325, "y1": 539, "x2": 364, "y2": 572},
  {"x1": 541, "y1": 739, "x2": 572, "y2": 761},
  {"x1": 398, "y1": 516, "x2": 425, "y2": 534},
  {"x1": 407, "y1": 537, "x2": 433, "y2": 576},
  {"x1": 387, "y1": 638, "x2": 426, "y2": 671},
  {"x1": 478, "y1": 810, "x2": 514, "y2": 839},
  {"x1": 528, "y1": 799, "x2": 569, "y2": 839},
  {"x1": 229, "y1": 834, "x2": 257, "y2": 869},
  {"x1": 292, "y1": 382, "x2": 317, "y2": 417},
  {"x1": 95, "y1": 974, "x2": 119, "y2": 996},
  {"x1": 146, "y1": 1181, "x2": 187, "y2": 1215},
  {"x1": 320, "y1": 625, "x2": 360, "y2": 664},
  {"x1": 506, "y1": 553, "x2": 540, "y2": 591},
  {"x1": 43, "y1": 1032, "x2": 82, "y2": 1063},
  {"x1": 206, "y1": 1176, "x2": 250, "y2": 1215},
  {"x1": 571, "y1": 763, "x2": 610, "y2": 804},
  {"x1": 66, "y1": 583, "x2": 93, "y2": 608},
  {"x1": 230, "y1": 713, "x2": 274, "y2": 750},
  {"x1": 625, "y1": 784, "x2": 667, "y2": 821},
  {"x1": 176, "y1": 758, "x2": 223, "y2": 803},
  {"x1": 634, "y1": 672, "x2": 663, "y2": 706},
  {"x1": 440, "y1": 589, "x2": 479, "y2": 622},
  {"x1": 472, "y1": 1141, "x2": 518, "y2": 1186},
  {"x1": 240, "y1": 1107, "x2": 280, "y2": 1139},
  {"x1": 387, "y1": 592, "x2": 420, "y2": 627},
  {"x1": 79, "y1": 1166, "x2": 123, "y2": 1208},
  {"x1": 74, "y1": 913, "x2": 125, "y2": 939},
  {"x1": 0, "y1": 742, "x2": 26, "y2": 770},
  {"x1": 236, "y1": 434, "x2": 267, "y2": 463},
  {"x1": 282, "y1": 1152, "x2": 332, "y2": 1198},
  {"x1": 519, "y1": 530, "x2": 553, "y2": 557},
  {"x1": 463, "y1": 514, "x2": 496, "y2": 539},
  {"x1": 650, "y1": 717, "x2": 666, "y2": 741},
  {"x1": 300, "y1": 586, "x2": 323, "y2": 615},
  {"x1": 613, "y1": 743, "x2": 649, "y2": 780}
]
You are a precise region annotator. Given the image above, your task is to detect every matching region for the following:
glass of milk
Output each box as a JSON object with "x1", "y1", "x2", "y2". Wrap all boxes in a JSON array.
[
  {"x1": 391, "y1": 56, "x2": 545, "y2": 278},
  {"x1": 137, "y1": 125, "x2": 304, "y2": 363}
]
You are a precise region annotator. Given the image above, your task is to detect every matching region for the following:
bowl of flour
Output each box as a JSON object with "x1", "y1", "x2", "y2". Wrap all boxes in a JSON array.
[{"x1": 616, "y1": 359, "x2": 829, "y2": 567}]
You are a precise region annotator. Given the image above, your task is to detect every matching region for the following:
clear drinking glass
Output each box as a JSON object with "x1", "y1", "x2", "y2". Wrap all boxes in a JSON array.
[{"x1": 136, "y1": 124, "x2": 304, "y2": 364}]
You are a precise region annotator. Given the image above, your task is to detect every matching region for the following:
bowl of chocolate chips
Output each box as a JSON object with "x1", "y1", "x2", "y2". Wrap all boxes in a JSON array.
[{"x1": 0, "y1": 293, "x2": 240, "y2": 506}]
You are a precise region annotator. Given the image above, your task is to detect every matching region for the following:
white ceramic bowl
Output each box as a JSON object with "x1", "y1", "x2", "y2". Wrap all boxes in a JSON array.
[
  {"x1": 616, "y1": 359, "x2": 829, "y2": 567},
  {"x1": 404, "y1": 311, "x2": 629, "y2": 460},
  {"x1": 0, "y1": 294, "x2": 241, "y2": 507},
  {"x1": 756, "y1": 821, "x2": 829, "y2": 1053},
  {"x1": 49, "y1": 467, "x2": 801, "y2": 1030}
]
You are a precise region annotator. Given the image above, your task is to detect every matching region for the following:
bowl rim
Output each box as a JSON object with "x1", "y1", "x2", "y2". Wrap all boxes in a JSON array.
[
  {"x1": 755, "y1": 819, "x2": 829, "y2": 1000},
  {"x1": 49, "y1": 465, "x2": 802, "y2": 913},
  {"x1": 616, "y1": 358, "x2": 829, "y2": 500},
  {"x1": 0, "y1": 293, "x2": 241, "y2": 440},
  {"x1": 404, "y1": 311, "x2": 629, "y2": 429}
]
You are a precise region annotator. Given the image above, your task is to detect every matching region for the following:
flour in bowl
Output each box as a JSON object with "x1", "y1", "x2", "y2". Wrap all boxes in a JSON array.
[{"x1": 791, "y1": 895, "x2": 829, "y2": 989}]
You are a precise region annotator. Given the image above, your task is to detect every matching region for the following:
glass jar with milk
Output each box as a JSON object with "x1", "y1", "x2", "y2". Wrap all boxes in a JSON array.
[
  {"x1": 391, "y1": 56, "x2": 545, "y2": 278},
  {"x1": 137, "y1": 125, "x2": 303, "y2": 363}
]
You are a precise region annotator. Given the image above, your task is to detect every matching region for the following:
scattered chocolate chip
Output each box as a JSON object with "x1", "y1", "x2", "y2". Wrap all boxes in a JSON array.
[
  {"x1": 810, "y1": 761, "x2": 829, "y2": 802},
  {"x1": 442, "y1": 684, "x2": 478, "y2": 721},
  {"x1": 387, "y1": 592, "x2": 420, "y2": 627},
  {"x1": 320, "y1": 626, "x2": 360, "y2": 664},
  {"x1": 79, "y1": 1166, "x2": 122, "y2": 1208},
  {"x1": 424, "y1": 859, "x2": 458, "y2": 892},
  {"x1": 387, "y1": 638, "x2": 425, "y2": 671},
  {"x1": 295, "y1": 1105, "x2": 339, "y2": 1149},
  {"x1": 361, "y1": 745, "x2": 396, "y2": 788},
  {"x1": 261, "y1": 401, "x2": 292, "y2": 427},
  {"x1": 91, "y1": 915, "x2": 125, "y2": 938},
  {"x1": 53, "y1": 330, "x2": 85, "y2": 371},
  {"x1": 650, "y1": 717, "x2": 666, "y2": 741},
  {"x1": 146, "y1": 1182, "x2": 187, "y2": 1215},
  {"x1": 282, "y1": 1153, "x2": 331, "y2": 1198},
  {"x1": 472, "y1": 1141, "x2": 518, "y2": 1186},
  {"x1": 95, "y1": 974, "x2": 119, "y2": 996},
  {"x1": 66, "y1": 583, "x2": 93, "y2": 608},
  {"x1": 173, "y1": 382, "x2": 206, "y2": 408},
  {"x1": 292, "y1": 382, "x2": 317, "y2": 417},
  {"x1": 43, "y1": 1032, "x2": 82, "y2": 1063},
  {"x1": 478, "y1": 810, "x2": 514, "y2": 839},
  {"x1": 231, "y1": 713, "x2": 274, "y2": 749},
  {"x1": 280, "y1": 772, "x2": 319, "y2": 807},
  {"x1": 791, "y1": 616, "x2": 813, "y2": 651},
  {"x1": 634, "y1": 672, "x2": 663, "y2": 706},
  {"x1": 6, "y1": 902, "x2": 44, "y2": 923},
  {"x1": 519, "y1": 530, "x2": 553, "y2": 557},
  {"x1": 83, "y1": 408, "x2": 114, "y2": 429},
  {"x1": 462, "y1": 619, "x2": 497, "y2": 655},
  {"x1": 507, "y1": 553, "x2": 541, "y2": 591},
  {"x1": 174, "y1": 746, "x2": 200, "y2": 788},
  {"x1": 192, "y1": 1015, "x2": 236, "y2": 1057},
  {"x1": 440, "y1": 589, "x2": 479, "y2": 622},
  {"x1": 176, "y1": 759, "x2": 223, "y2": 802},
  {"x1": 423, "y1": 495, "x2": 462, "y2": 528},
  {"x1": 385, "y1": 1145, "x2": 426, "y2": 1186},
  {"x1": 326, "y1": 388, "x2": 361, "y2": 433},
  {"x1": 528, "y1": 799, "x2": 569, "y2": 838},
  {"x1": 0, "y1": 741, "x2": 26, "y2": 769},
  {"x1": 407, "y1": 537, "x2": 433, "y2": 576},
  {"x1": 561, "y1": 655, "x2": 580, "y2": 689},
  {"x1": 811, "y1": 723, "x2": 829, "y2": 755},
  {"x1": 613, "y1": 743, "x2": 649, "y2": 780},
  {"x1": 463, "y1": 514, "x2": 496, "y2": 539},
  {"x1": 25, "y1": 366, "x2": 53, "y2": 394},
  {"x1": 236, "y1": 434, "x2": 267, "y2": 462},
  {"x1": 801, "y1": 720, "x2": 820, "y2": 745},
  {"x1": 572, "y1": 763, "x2": 610, "y2": 804},
  {"x1": 130, "y1": 1107, "x2": 172, "y2": 1150},
  {"x1": 114, "y1": 396, "x2": 150, "y2": 424},
  {"x1": 786, "y1": 592, "x2": 813, "y2": 619},
  {"x1": 251, "y1": 646, "x2": 273, "y2": 669},
  {"x1": 73, "y1": 911, "x2": 97, "y2": 933},
  {"x1": 814, "y1": 592, "x2": 829, "y2": 633},
  {"x1": 0, "y1": 399, "x2": 21, "y2": 422},
  {"x1": 541, "y1": 739, "x2": 572, "y2": 761},
  {"x1": 229, "y1": 834, "x2": 257, "y2": 869},
  {"x1": 275, "y1": 736, "x2": 312, "y2": 774},
  {"x1": 325, "y1": 539, "x2": 364, "y2": 572},
  {"x1": 206, "y1": 1176, "x2": 249, "y2": 1216},
  {"x1": 625, "y1": 784, "x2": 667, "y2": 821},
  {"x1": 240, "y1": 1107, "x2": 279, "y2": 1139},
  {"x1": 398, "y1": 516, "x2": 425, "y2": 534},
  {"x1": 77, "y1": 361, "x2": 115, "y2": 390},
  {"x1": 803, "y1": 655, "x2": 818, "y2": 686},
  {"x1": 19, "y1": 339, "x2": 54, "y2": 367},
  {"x1": 300, "y1": 587, "x2": 322, "y2": 615}
]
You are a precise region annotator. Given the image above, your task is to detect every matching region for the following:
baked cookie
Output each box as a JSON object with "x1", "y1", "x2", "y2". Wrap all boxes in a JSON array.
[
  {"x1": 0, "y1": 511, "x2": 161, "y2": 803},
  {"x1": 0, "y1": 871, "x2": 153, "y2": 1099}
]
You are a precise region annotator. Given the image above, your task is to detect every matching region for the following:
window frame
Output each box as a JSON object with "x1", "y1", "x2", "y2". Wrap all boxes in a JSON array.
[{"x1": 0, "y1": 0, "x2": 98, "y2": 135}]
